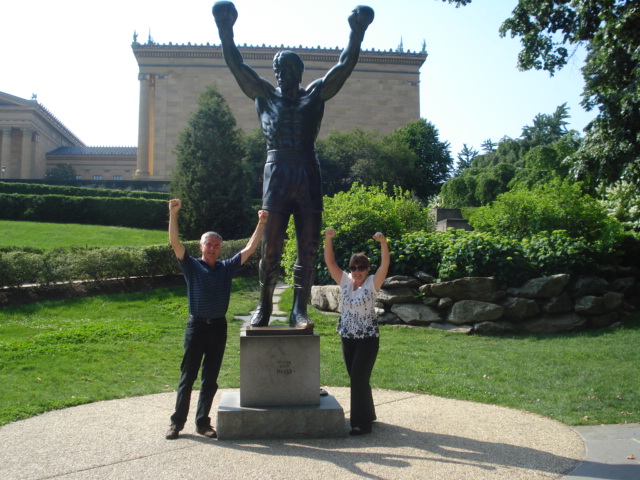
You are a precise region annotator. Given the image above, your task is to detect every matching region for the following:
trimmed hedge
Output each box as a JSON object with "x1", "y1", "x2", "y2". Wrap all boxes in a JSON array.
[
  {"x1": 2, "y1": 229, "x2": 636, "y2": 290},
  {"x1": 0, "y1": 182, "x2": 167, "y2": 200},
  {"x1": 388, "y1": 228, "x2": 630, "y2": 284},
  {"x1": 0, "y1": 239, "x2": 258, "y2": 288},
  {"x1": 0, "y1": 193, "x2": 166, "y2": 229}
]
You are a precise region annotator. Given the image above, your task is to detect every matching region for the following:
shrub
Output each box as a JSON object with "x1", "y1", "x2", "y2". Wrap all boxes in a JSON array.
[
  {"x1": 0, "y1": 238, "x2": 259, "y2": 288},
  {"x1": 600, "y1": 180, "x2": 640, "y2": 232},
  {"x1": 468, "y1": 180, "x2": 624, "y2": 245},
  {"x1": 0, "y1": 251, "x2": 42, "y2": 287},
  {"x1": 616, "y1": 231, "x2": 640, "y2": 269},
  {"x1": 436, "y1": 230, "x2": 532, "y2": 283},
  {"x1": 387, "y1": 231, "x2": 448, "y2": 277},
  {"x1": 0, "y1": 194, "x2": 166, "y2": 229},
  {"x1": 0, "y1": 181, "x2": 166, "y2": 200},
  {"x1": 384, "y1": 228, "x2": 617, "y2": 285},
  {"x1": 520, "y1": 231, "x2": 596, "y2": 277},
  {"x1": 283, "y1": 183, "x2": 433, "y2": 285}
]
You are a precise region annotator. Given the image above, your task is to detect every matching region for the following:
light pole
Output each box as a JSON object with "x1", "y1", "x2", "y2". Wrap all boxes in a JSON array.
[{"x1": 1, "y1": 166, "x2": 5, "y2": 179}]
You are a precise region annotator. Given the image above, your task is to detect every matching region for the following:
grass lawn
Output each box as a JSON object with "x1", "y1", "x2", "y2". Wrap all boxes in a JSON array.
[
  {"x1": 0, "y1": 220, "x2": 167, "y2": 250},
  {"x1": 1, "y1": 278, "x2": 638, "y2": 428}
]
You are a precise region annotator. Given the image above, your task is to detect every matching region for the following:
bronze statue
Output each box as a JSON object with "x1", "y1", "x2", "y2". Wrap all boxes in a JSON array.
[{"x1": 213, "y1": 1, "x2": 374, "y2": 329}]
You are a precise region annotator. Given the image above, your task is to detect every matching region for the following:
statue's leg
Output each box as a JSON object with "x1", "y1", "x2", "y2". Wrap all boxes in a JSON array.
[
  {"x1": 289, "y1": 211, "x2": 321, "y2": 329},
  {"x1": 249, "y1": 211, "x2": 287, "y2": 327}
]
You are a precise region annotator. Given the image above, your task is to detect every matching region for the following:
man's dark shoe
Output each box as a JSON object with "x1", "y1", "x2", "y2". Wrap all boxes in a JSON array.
[
  {"x1": 165, "y1": 424, "x2": 181, "y2": 440},
  {"x1": 196, "y1": 425, "x2": 217, "y2": 438}
]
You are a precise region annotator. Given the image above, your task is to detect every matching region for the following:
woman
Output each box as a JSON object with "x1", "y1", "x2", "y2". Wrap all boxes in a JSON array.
[{"x1": 323, "y1": 228, "x2": 390, "y2": 435}]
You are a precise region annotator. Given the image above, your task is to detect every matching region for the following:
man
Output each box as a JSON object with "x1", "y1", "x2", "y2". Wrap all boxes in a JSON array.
[
  {"x1": 212, "y1": 1, "x2": 374, "y2": 330},
  {"x1": 165, "y1": 198, "x2": 268, "y2": 440}
]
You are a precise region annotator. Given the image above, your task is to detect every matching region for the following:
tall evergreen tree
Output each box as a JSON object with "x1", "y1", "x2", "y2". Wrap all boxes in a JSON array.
[
  {"x1": 392, "y1": 119, "x2": 453, "y2": 200},
  {"x1": 170, "y1": 86, "x2": 251, "y2": 240},
  {"x1": 455, "y1": 144, "x2": 479, "y2": 176}
]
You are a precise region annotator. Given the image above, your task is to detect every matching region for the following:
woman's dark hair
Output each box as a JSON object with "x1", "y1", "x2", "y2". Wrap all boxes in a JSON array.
[{"x1": 349, "y1": 253, "x2": 370, "y2": 269}]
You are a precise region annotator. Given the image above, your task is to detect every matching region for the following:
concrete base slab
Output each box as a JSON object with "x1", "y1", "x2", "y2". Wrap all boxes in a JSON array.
[{"x1": 216, "y1": 391, "x2": 345, "y2": 440}]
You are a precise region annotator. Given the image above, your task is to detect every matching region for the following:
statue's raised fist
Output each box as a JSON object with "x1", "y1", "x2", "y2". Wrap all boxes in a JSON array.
[
  {"x1": 212, "y1": 1, "x2": 238, "y2": 26},
  {"x1": 353, "y1": 5, "x2": 374, "y2": 26}
]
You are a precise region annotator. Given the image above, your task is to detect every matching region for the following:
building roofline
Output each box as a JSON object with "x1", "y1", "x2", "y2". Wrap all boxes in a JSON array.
[
  {"x1": 132, "y1": 41, "x2": 428, "y2": 67},
  {"x1": 0, "y1": 91, "x2": 85, "y2": 146}
]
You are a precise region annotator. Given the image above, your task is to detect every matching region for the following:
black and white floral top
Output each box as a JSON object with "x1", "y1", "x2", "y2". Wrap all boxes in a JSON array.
[{"x1": 337, "y1": 271, "x2": 380, "y2": 339}]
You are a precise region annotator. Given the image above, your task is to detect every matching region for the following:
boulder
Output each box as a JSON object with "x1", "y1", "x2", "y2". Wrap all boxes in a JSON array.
[
  {"x1": 473, "y1": 321, "x2": 517, "y2": 335},
  {"x1": 610, "y1": 276, "x2": 636, "y2": 295},
  {"x1": 447, "y1": 300, "x2": 504, "y2": 325},
  {"x1": 438, "y1": 297, "x2": 454, "y2": 310},
  {"x1": 540, "y1": 292, "x2": 574, "y2": 314},
  {"x1": 382, "y1": 275, "x2": 423, "y2": 290},
  {"x1": 422, "y1": 296, "x2": 439, "y2": 307},
  {"x1": 588, "y1": 312, "x2": 619, "y2": 328},
  {"x1": 430, "y1": 277, "x2": 504, "y2": 302},
  {"x1": 430, "y1": 322, "x2": 472, "y2": 334},
  {"x1": 414, "y1": 271, "x2": 436, "y2": 283},
  {"x1": 521, "y1": 313, "x2": 587, "y2": 334},
  {"x1": 574, "y1": 296, "x2": 605, "y2": 315},
  {"x1": 603, "y1": 291, "x2": 624, "y2": 311},
  {"x1": 310, "y1": 285, "x2": 341, "y2": 312},
  {"x1": 568, "y1": 276, "x2": 609, "y2": 298},
  {"x1": 391, "y1": 303, "x2": 442, "y2": 325},
  {"x1": 376, "y1": 288, "x2": 417, "y2": 304},
  {"x1": 377, "y1": 311, "x2": 400, "y2": 325},
  {"x1": 500, "y1": 297, "x2": 539, "y2": 322},
  {"x1": 508, "y1": 274, "x2": 570, "y2": 299}
]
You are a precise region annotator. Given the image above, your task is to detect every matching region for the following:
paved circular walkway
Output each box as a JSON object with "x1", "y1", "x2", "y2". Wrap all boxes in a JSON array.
[{"x1": 0, "y1": 387, "x2": 584, "y2": 480}]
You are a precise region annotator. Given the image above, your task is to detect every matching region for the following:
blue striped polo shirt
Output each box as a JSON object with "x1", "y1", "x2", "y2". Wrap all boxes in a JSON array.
[{"x1": 178, "y1": 252, "x2": 242, "y2": 319}]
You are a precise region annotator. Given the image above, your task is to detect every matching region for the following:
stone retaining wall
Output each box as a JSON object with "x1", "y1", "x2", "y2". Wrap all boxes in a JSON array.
[{"x1": 310, "y1": 267, "x2": 639, "y2": 335}]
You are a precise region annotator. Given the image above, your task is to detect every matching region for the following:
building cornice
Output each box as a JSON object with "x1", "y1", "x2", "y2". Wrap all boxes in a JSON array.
[{"x1": 132, "y1": 42, "x2": 428, "y2": 68}]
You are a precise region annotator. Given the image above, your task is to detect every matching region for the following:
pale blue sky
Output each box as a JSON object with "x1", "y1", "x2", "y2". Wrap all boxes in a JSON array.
[{"x1": 4, "y1": 0, "x2": 594, "y2": 158}]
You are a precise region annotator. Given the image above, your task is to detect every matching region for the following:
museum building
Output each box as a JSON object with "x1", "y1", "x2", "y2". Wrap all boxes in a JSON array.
[{"x1": 0, "y1": 40, "x2": 427, "y2": 182}]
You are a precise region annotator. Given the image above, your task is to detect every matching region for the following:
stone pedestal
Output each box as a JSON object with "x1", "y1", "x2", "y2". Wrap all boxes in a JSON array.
[
  {"x1": 216, "y1": 392, "x2": 345, "y2": 440},
  {"x1": 240, "y1": 330, "x2": 320, "y2": 407},
  {"x1": 216, "y1": 327, "x2": 345, "y2": 440}
]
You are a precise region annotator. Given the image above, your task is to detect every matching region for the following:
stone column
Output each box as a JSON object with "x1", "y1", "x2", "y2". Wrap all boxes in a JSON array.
[
  {"x1": 20, "y1": 128, "x2": 33, "y2": 179},
  {"x1": 134, "y1": 73, "x2": 153, "y2": 179},
  {"x1": 0, "y1": 128, "x2": 11, "y2": 178}
]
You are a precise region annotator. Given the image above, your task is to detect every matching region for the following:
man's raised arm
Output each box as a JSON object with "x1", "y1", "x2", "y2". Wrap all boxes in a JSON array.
[
  {"x1": 168, "y1": 199, "x2": 186, "y2": 261},
  {"x1": 240, "y1": 210, "x2": 268, "y2": 265}
]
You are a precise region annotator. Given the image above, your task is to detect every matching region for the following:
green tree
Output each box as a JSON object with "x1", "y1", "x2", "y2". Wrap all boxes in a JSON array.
[
  {"x1": 499, "y1": 1, "x2": 640, "y2": 187},
  {"x1": 481, "y1": 138, "x2": 497, "y2": 154},
  {"x1": 351, "y1": 134, "x2": 418, "y2": 196},
  {"x1": 520, "y1": 103, "x2": 570, "y2": 149},
  {"x1": 316, "y1": 128, "x2": 377, "y2": 196},
  {"x1": 170, "y1": 86, "x2": 251, "y2": 240},
  {"x1": 439, "y1": 170, "x2": 478, "y2": 207},
  {"x1": 454, "y1": 144, "x2": 479, "y2": 176},
  {"x1": 440, "y1": 106, "x2": 580, "y2": 207},
  {"x1": 392, "y1": 119, "x2": 453, "y2": 200},
  {"x1": 45, "y1": 163, "x2": 76, "y2": 181},
  {"x1": 243, "y1": 128, "x2": 267, "y2": 199}
]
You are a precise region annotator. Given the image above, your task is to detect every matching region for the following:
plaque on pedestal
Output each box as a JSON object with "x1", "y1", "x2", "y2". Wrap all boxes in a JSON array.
[
  {"x1": 239, "y1": 330, "x2": 320, "y2": 407},
  {"x1": 243, "y1": 325, "x2": 313, "y2": 336}
]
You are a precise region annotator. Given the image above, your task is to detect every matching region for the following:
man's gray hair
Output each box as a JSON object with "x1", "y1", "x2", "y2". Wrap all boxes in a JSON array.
[{"x1": 200, "y1": 231, "x2": 223, "y2": 244}]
